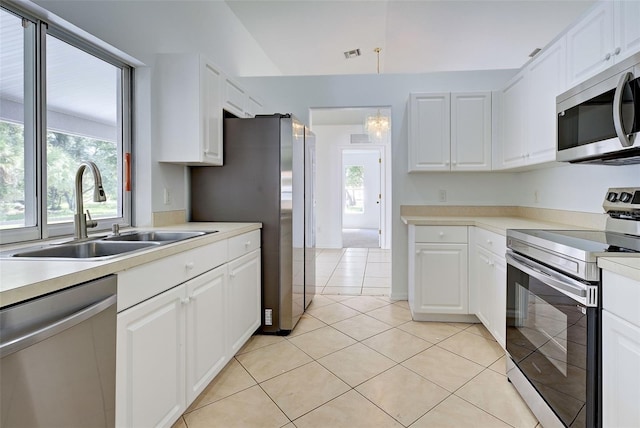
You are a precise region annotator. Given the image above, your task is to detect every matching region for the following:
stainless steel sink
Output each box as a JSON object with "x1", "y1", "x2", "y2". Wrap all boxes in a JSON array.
[
  {"x1": 3, "y1": 230, "x2": 217, "y2": 260},
  {"x1": 9, "y1": 241, "x2": 161, "y2": 260},
  {"x1": 103, "y1": 230, "x2": 214, "y2": 242}
]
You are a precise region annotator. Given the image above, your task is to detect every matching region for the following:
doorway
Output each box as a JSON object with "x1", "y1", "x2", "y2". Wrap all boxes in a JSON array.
[
  {"x1": 309, "y1": 107, "x2": 392, "y2": 297},
  {"x1": 342, "y1": 149, "x2": 381, "y2": 248}
]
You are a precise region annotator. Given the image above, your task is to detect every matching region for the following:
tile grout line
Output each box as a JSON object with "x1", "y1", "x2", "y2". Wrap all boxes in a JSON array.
[{"x1": 182, "y1": 298, "x2": 518, "y2": 428}]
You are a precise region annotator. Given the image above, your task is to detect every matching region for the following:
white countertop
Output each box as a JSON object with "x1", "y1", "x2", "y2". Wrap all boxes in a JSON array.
[
  {"x1": 401, "y1": 215, "x2": 584, "y2": 235},
  {"x1": 598, "y1": 257, "x2": 640, "y2": 282},
  {"x1": 402, "y1": 214, "x2": 640, "y2": 282},
  {"x1": 0, "y1": 222, "x2": 261, "y2": 308}
]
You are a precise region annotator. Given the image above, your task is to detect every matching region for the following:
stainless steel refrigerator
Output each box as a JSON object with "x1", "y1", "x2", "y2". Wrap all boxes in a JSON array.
[{"x1": 190, "y1": 114, "x2": 316, "y2": 334}]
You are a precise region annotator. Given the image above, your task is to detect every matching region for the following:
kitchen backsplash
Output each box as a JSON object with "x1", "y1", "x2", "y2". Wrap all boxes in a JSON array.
[{"x1": 152, "y1": 210, "x2": 187, "y2": 227}]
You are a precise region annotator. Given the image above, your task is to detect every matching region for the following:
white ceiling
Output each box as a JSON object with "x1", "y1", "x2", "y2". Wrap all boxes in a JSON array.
[{"x1": 225, "y1": 0, "x2": 596, "y2": 76}]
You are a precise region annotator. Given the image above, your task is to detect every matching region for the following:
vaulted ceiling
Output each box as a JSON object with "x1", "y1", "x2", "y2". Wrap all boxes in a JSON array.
[{"x1": 225, "y1": 0, "x2": 596, "y2": 76}]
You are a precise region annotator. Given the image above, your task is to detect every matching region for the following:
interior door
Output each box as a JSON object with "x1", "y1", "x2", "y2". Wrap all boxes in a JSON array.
[{"x1": 342, "y1": 149, "x2": 381, "y2": 247}]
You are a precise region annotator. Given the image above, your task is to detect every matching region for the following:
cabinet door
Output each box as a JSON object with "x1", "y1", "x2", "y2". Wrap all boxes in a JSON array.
[
  {"x1": 613, "y1": 0, "x2": 640, "y2": 64},
  {"x1": 414, "y1": 243, "x2": 468, "y2": 314},
  {"x1": 202, "y1": 59, "x2": 223, "y2": 165},
  {"x1": 116, "y1": 286, "x2": 185, "y2": 428},
  {"x1": 451, "y1": 92, "x2": 491, "y2": 171},
  {"x1": 246, "y1": 96, "x2": 264, "y2": 118},
  {"x1": 527, "y1": 39, "x2": 565, "y2": 165},
  {"x1": 498, "y1": 73, "x2": 527, "y2": 169},
  {"x1": 566, "y1": 1, "x2": 614, "y2": 88},
  {"x1": 602, "y1": 310, "x2": 640, "y2": 427},
  {"x1": 224, "y1": 77, "x2": 246, "y2": 117},
  {"x1": 185, "y1": 265, "x2": 228, "y2": 404},
  {"x1": 227, "y1": 249, "x2": 261, "y2": 355},
  {"x1": 490, "y1": 255, "x2": 506, "y2": 349},
  {"x1": 408, "y1": 93, "x2": 451, "y2": 171},
  {"x1": 473, "y1": 246, "x2": 493, "y2": 328}
]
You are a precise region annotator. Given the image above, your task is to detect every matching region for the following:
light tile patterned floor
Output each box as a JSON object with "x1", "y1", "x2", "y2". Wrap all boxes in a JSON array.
[
  {"x1": 315, "y1": 248, "x2": 391, "y2": 296},
  {"x1": 175, "y1": 295, "x2": 541, "y2": 428}
]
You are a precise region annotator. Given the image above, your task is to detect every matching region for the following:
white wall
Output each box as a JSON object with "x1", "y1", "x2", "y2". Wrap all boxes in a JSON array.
[
  {"x1": 314, "y1": 125, "x2": 359, "y2": 248},
  {"x1": 517, "y1": 163, "x2": 640, "y2": 212}
]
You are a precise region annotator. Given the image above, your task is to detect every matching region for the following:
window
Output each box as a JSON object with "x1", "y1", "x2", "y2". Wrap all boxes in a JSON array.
[
  {"x1": 0, "y1": 5, "x2": 131, "y2": 243},
  {"x1": 344, "y1": 165, "x2": 364, "y2": 214}
]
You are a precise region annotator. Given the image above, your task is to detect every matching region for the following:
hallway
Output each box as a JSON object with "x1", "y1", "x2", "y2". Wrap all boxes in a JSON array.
[{"x1": 315, "y1": 248, "x2": 391, "y2": 296}]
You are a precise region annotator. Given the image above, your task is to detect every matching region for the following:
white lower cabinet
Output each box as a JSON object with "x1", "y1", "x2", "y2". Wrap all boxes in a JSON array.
[
  {"x1": 602, "y1": 270, "x2": 640, "y2": 427},
  {"x1": 228, "y1": 250, "x2": 261, "y2": 355},
  {"x1": 185, "y1": 266, "x2": 227, "y2": 404},
  {"x1": 116, "y1": 283, "x2": 186, "y2": 428},
  {"x1": 408, "y1": 226, "x2": 470, "y2": 320},
  {"x1": 469, "y1": 227, "x2": 507, "y2": 348},
  {"x1": 115, "y1": 232, "x2": 261, "y2": 428},
  {"x1": 117, "y1": 266, "x2": 227, "y2": 427},
  {"x1": 472, "y1": 245, "x2": 506, "y2": 348}
]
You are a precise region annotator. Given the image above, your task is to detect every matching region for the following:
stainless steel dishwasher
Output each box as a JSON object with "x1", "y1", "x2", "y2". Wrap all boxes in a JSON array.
[{"x1": 1, "y1": 275, "x2": 117, "y2": 427}]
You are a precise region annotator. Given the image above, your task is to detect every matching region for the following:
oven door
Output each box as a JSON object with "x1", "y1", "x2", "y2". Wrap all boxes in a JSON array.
[{"x1": 506, "y1": 251, "x2": 600, "y2": 428}]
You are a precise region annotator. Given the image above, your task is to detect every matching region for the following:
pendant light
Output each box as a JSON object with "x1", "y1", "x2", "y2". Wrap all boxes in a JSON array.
[{"x1": 365, "y1": 47, "x2": 390, "y2": 141}]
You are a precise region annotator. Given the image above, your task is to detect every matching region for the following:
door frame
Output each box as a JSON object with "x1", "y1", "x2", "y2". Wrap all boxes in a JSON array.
[{"x1": 340, "y1": 146, "x2": 387, "y2": 248}]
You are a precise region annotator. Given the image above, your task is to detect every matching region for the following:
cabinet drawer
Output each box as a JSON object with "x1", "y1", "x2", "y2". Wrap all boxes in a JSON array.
[
  {"x1": 117, "y1": 240, "x2": 227, "y2": 312},
  {"x1": 228, "y1": 230, "x2": 261, "y2": 260},
  {"x1": 415, "y1": 226, "x2": 467, "y2": 243},
  {"x1": 474, "y1": 227, "x2": 506, "y2": 257}
]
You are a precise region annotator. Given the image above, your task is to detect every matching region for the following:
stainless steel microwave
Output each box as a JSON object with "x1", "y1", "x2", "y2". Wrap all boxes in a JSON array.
[{"x1": 556, "y1": 52, "x2": 640, "y2": 165}]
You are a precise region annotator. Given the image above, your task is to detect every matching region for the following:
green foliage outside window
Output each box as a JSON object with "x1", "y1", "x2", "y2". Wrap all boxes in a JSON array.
[{"x1": 0, "y1": 121, "x2": 118, "y2": 226}]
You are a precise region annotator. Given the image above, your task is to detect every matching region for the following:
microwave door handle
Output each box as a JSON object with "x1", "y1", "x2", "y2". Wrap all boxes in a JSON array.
[
  {"x1": 613, "y1": 71, "x2": 635, "y2": 148},
  {"x1": 506, "y1": 252, "x2": 588, "y2": 303}
]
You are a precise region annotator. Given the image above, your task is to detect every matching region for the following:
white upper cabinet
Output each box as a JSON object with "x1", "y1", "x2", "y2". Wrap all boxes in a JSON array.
[
  {"x1": 409, "y1": 93, "x2": 451, "y2": 171},
  {"x1": 451, "y1": 93, "x2": 492, "y2": 171},
  {"x1": 567, "y1": 1, "x2": 640, "y2": 88},
  {"x1": 614, "y1": 1, "x2": 640, "y2": 64},
  {"x1": 155, "y1": 53, "x2": 265, "y2": 164},
  {"x1": 526, "y1": 38, "x2": 566, "y2": 165},
  {"x1": 497, "y1": 73, "x2": 528, "y2": 169},
  {"x1": 409, "y1": 92, "x2": 491, "y2": 172},
  {"x1": 224, "y1": 77, "x2": 247, "y2": 117},
  {"x1": 566, "y1": 2, "x2": 614, "y2": 87},
  {"x1": 156, "y1": 54, "x2": 223, "y2": 165},
  {"x1": 246, "y1": 96, "x2": 264, "y2": 118},
  {"x1": 495, "y1": 38, "x2": 565, "y2": 170}
]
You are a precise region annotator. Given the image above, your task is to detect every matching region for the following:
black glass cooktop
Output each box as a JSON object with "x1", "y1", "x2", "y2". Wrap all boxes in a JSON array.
[{"x1": 510, "y1": 229, "x2": 640, "y2": 255}]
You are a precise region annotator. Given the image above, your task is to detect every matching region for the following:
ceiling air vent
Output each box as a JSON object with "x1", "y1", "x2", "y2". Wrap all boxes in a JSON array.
[
  {"x1": 344, "y1": 49, "x2": 361, "y2": 59},
  {"x1": 350, "y1": 134, "x2": 371, "y2": 144},
  {"x1": 528, "y1": 48, "x2": 541, "y2": 58}
]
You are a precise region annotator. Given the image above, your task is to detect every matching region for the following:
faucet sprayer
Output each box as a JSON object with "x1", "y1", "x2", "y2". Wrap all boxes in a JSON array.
[{"x1": 74, "y1": 161, "x2": 107, "y2": 240}]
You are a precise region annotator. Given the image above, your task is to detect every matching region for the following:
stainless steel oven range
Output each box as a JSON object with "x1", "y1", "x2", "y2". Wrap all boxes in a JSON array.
[{"x1": 506, "y1": 187, "x2": 640, "y2": 428}]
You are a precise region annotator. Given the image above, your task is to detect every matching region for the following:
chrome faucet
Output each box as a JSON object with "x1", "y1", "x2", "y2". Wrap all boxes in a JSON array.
[{"x1": 74, "y1": 161, "x2": 107, "y2": 240}]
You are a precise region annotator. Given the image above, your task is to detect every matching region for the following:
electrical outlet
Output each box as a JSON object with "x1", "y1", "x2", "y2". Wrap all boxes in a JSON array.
[
  {"x1": 163, "y1": 187, "x2": 171, "y2": 205},
  {"x1": 438, "y1": 189, "x2": 447, "y2": 202}
]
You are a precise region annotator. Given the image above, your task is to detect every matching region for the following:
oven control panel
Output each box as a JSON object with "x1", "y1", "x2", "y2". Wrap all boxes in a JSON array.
[{"x1": 603, "y1": 187, "x2": 640, "y2": 218}]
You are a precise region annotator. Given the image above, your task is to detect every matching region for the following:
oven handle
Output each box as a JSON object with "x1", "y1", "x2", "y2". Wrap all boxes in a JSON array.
[
  {"x1": 506, "y1": 251, "x2": 588, "y2": 303},
  {"x1": 613, "y1": 71, "x2": 636, "y2": 148}
]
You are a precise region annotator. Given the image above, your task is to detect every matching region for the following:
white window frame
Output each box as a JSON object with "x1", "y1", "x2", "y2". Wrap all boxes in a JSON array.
[{"x1": 0, "y1": 3, "x2": 132, "y2": 245}]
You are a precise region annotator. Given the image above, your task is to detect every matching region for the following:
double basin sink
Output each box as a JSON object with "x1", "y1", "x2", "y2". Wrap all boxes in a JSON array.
[{"x1": 5, "y1": 230, "x2": 217, "y2": 260}]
